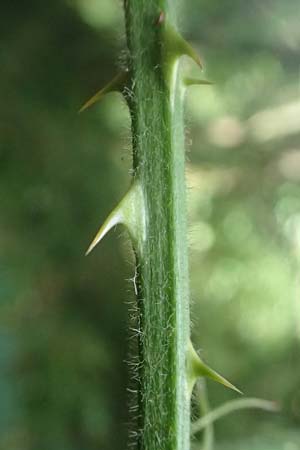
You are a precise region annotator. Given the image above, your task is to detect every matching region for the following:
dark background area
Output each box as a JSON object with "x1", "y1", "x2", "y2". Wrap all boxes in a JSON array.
[{"x1": 0, "y1": 1, "x2": 300, "y2": 449}]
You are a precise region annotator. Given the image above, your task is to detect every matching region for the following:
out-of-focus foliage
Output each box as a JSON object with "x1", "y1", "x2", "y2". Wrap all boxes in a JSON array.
[
  {"x1": 184, "y1": 1, "x2": 300, "y2": 448},
  {"x1": 0, "y1": 0, "x2": 299, "y2": 449},
  {"x1": 0, "y1": 1, "x2": 130, "y2": 449}
]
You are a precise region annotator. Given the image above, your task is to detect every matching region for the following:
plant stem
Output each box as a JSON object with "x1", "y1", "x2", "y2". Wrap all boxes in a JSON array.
[
  {"x1": 124, "y1": 1, "x2": 190, "y2": 449},
  {"x1": 195, "y1": 381, "x2": 214, "y2": 450},
  {"x1": 191, "y1": 398, "x2": 279, "y2": 436}
]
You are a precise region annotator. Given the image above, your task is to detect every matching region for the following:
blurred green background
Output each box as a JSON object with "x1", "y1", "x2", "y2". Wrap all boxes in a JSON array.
[{"x1": 1, "y1": 1, "x2": 300, "y2": 449}]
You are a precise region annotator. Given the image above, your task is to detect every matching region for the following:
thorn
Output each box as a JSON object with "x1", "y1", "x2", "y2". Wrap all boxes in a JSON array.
[
  {"x1": 85, "y1": 181, "x2": 145, "y2": 256},
  {"x1": 187, "y1": 341, "x2": 242, "y2": 395},
  {"x1": 156, "y1": 11, "x2": 165, "y2": 25},
  {"x1": 85, "y1": 207, "x2": 123, "y2": 256},
  {"x1": 163, "y1": 23, "x2": 203, "y2": 69},
  {"x1": 198, "y1": 362, "x2": 243, "y2": 395},
  {"x1": 79, "y1": 70, "x2": 129, "y2": 113},
  {"x1": 184, "y1": 77, "x2": 213, "y2": 87}
]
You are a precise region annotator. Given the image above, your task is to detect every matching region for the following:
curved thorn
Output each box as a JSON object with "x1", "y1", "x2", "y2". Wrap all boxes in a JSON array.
[
  {"x1": 163, "y1": 23, "x2": 203, "y2": 69},
  {"x1": 156, "y1": 10, "x2": 165, "y2": 25},
  {"x1": 79, "y1": 70, "x2": 129, "y2": 113},
  {"x1": 85, "y1": 207, "x2": 123, "y2": 256},
  {"x1": 184, "y1": 77, "x2": 214, "y2": 87},
  {"x1": 187, "y1": 341, "x2": 242, "y2": 396},
  {"x1": 85, "y1": 181, "x2": 145, "y2": 256},
  {"x1": 199, "y1": 363, "x2": 243, "y2": 395}
]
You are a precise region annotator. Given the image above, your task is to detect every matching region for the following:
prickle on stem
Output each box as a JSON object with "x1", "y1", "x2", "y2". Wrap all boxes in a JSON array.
[
  {"x1": 187, "y1": 340, "x2": 242, "y2": 397},
  {"x1": 79, "y1": 70, "x2": 129, "y2": 113},
  {"x1": 85, "y1": 181, "x2": 145, "y2": 256}
]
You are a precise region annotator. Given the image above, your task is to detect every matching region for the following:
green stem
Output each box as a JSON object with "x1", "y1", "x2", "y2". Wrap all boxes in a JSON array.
[
  {"x1": 124, "y1": 1, "x2": 190, "y2": 449},
  {"x1": 191, "y1": 398, "x2": 279, "y2": 436},
  {"x1": 195, "y1": 381, "x2": 214, "y2": 450}
]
